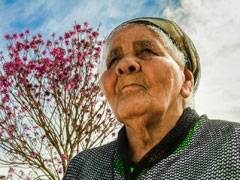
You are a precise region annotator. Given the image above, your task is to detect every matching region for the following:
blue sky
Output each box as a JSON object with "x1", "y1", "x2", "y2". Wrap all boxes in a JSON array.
[
  {"x1": 0, "y1": 0, "x2": 179, "y2": 36},
  {"x1": 0, "y1": 0, "x2": 240, "y2": 122}
]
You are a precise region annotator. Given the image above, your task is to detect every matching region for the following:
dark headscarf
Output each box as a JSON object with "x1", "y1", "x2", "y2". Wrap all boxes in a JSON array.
[{"x1": 109, "y1": 17, "x2": 201, "y2": 93}]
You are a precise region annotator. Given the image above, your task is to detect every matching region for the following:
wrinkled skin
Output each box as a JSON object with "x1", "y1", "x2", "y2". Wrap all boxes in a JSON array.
[{"x1": 99, "y1": 24, "x2": 194, "y2": 162}]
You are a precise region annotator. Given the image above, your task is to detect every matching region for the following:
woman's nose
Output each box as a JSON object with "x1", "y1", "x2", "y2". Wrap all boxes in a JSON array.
[{"x1": 115, "y1": 57, "x2": 140, "y2": 76}]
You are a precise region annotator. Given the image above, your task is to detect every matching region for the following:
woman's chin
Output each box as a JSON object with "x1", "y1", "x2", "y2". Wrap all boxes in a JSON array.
[{"x1": 116, "y1": 97, "x2": 150, "y2": 121}]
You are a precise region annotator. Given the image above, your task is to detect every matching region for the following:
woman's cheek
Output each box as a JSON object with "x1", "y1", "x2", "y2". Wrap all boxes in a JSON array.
[{"x1": 100, "y1": 70, "x2": 117, "y2": 97}]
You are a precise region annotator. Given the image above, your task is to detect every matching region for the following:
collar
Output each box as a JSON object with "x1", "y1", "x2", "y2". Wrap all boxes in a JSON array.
[{"x1": 116, "y1": 108, "x2": 201, "y2": 180}]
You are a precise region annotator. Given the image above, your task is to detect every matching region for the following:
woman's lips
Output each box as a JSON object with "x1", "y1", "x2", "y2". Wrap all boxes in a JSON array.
[{"x1": 122, "y1": 84, "x2": 146, "y2": 91}]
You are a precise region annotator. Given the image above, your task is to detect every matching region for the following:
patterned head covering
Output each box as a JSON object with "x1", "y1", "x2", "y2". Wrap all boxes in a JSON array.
[{"x1": 109, "y1": 17, "x2": 201, "y2": 93}]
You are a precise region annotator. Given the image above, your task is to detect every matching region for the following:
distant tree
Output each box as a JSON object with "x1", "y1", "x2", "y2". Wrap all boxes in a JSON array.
[{"x1": 0, "y1": 22, "x2": 118, "y2": 180}]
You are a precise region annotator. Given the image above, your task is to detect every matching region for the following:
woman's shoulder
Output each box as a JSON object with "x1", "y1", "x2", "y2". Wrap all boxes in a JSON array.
[
  {"x1": 203, "y1": 117, "x2": 240, "y2": 131},
  {"x1": 63, "y1": 140, "x2": 118, "y2": 179},
  {"x1": 197, "y1": 115, "x2": 240, "y2": 141},
  {"x1": 72, "y1": 140, "x2": 117, "y2": 161}
]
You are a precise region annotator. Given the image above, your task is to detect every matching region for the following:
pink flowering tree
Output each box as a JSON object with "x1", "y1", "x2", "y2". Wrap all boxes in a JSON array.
[{"x1": 0, "y1": 23, "x2": 118, "y2": 180}]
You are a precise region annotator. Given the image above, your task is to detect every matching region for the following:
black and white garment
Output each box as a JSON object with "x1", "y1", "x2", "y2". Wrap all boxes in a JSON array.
[{"x1": 63, "y1": 108, "x2": 240, "y2": 180}]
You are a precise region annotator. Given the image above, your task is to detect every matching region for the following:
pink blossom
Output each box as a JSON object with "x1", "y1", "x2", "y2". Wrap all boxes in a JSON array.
[
  {"x1": 42, "y1": 50, "x2": 47, "y2": 55},
  {"x1": 28, "y1": 62, "x2": 36, "y2": 70},
  {"x1": 69, "y1": 30, "x2": 76, "y2": 37},
  {"x1": 60, "y1": 154, "x2": 67, "y2": 160},
  {"x1": 88, "y1": 63, "x2": 95, "y2": 68},
  {"x1": 24, "y1": 44, "x2": 30, "y2": 51},
  {"x1": 3, "y1": 62, "x2": 16, "y2": 75},
  {"x1": 78, "y1": 59, "x2": 83, "y2": 67},
  {"x1": 2, "y1": 94, "x2": 10, "y2": 104},
  {"x1": 88, "y1": 35, "x2": 94, "y2": 41},
  {"x1": 15, "y1": 41, "x2": 23, "y2": 51},
  {"x1": 83, "y1": 51, "x2": 88, "y2": 56},
  {"x1": 22, "y1": 105, "x2": 28, "y2": 111},
  {"x1": 54, "y1": 40, "x2": 59, "y2": 45},
  {"x1": 32, "y1": 35, "x2": 37, "y2": 40},
  {"x1": 65, "y1": 40, "x2": 70, "y2": 46},
  {"x1": 13, "y1": 33, "x2": 18, "y2": 39},
  {"x1": 92, "y1": 31, "x2": 99, "y2": 38},
  {"x1": 95, "y1": 46, "x2": 101, "y2": 51},
  {"x1": 46, "y1": 40, "x2": 52, "y2": 47},
  {"x1": 0, "y1": 75, "x2": 11, "y2": 89},
  {"x1": 0, "y1": 129, "x2": 4, "y2": 137},
  {"x1": 17, "y1": 92, "x2": 22, "y2": 97},
  {"x1": 25, "y1": 30, "x2": 30, "y2": 34},
  {"x1": 84, "y1": 22, "x2": 88, "y2": 28},
  {"x1": 79, "y1": 76, "x2": 82, "y2": 81},
  {"x1": 59, "y1": 74, "x2": 67, "y2": 81},
  {"x1": 91, "y1": 87, "x2": 98, "y2": 94},
  {"x1": 50, "y1": 48, "x2": 60, "y2": 56},
  {"x1": 58, "y1": 168, "x2": 63, "y2": 173},
  {"x1": 65, "y1": 84, "x2": 71, "y2": 92},
  {"x1": 80, "y1": 89, "x2": 87, "y2": 95},
  {"x1": 19, "y1": 33, "x2": 24, "y2": 39},
  {"x1": 51, "y1": 32, "x2": 56, "y2": 38},
  {"x1": 24, "y1": 125, "x2": 31, "y2": 131},
  {"x1": 70, "y1": 81, "x2": 75, "y2": 89},
  {"x1": 23, "y1": 56, "x2": 27, "y2": 61},
  {"x1": 31, "y1": 152, "x2": 37, "y2": 158},
  {"x1": 6, "y1": 106, "x2": 11, "y2": 112},
  {"x1": 33, "y1": 125, "x2": 38, "y2": 129},
  {"x1": 0, "y1": 55, "x2": 4, "y2": 61},
  {"x1": 38, "y1": 33, "x2": 42, "y2": 38},
  {"x1": 13, "y1": 57, "x2": 23, "y2": 70},
  {"x1": 7, "y1": 45, "x2": 14, "y2": 51},
  {"x1": 64, "y1": 32, "x2": 70, "y2": 39},
  {"x1": 74, "y1": 24, "x2": 81, "y2": 32},
  {"x1": 8, "y1": 167, "x2": 14, "y2": 174},
  {"x1": 90, "y1": 101, "x2": 96, "y2": 105},
  {"x1": 19, "y1": 78, "x2": 26, "y2": 84},
  {"x1": 4, "y1": 34, "x2": 11, "y2": 40},
  {"x1": 59, "y1": 36, "x2": 63, "y2": 40},
  {"x1": 30, "y1": 40, "x2": 36, "y2": 48}
]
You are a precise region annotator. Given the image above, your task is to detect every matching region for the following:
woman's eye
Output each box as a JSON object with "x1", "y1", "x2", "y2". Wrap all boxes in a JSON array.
[
  {"x1": 140, "y1": 49, "x2": 154, "y2": 54},
  {"x1": 137, "y1": 49, "x2": 155, "y2": 57},
  {"x1": 108, "y1": 57, "x2": 120, "y2": 69}
]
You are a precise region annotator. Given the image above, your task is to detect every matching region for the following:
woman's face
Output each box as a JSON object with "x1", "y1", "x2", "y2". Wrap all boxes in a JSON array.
[{"x1": 99, "y1": 24, "x2": 186, "y2": 125}]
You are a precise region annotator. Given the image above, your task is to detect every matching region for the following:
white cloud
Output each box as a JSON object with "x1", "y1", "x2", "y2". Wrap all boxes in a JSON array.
[
  {"x1": 38, "y1": 0, "x2": 150, "y2": 37},
  {"x1": 163, "y1": 0, "x2": 240, "y2": 121}
]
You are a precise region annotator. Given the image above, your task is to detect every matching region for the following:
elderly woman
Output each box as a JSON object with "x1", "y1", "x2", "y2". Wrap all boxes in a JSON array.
[{"x1": 63, "y1": 18, "x2": 240, "y2": 179}]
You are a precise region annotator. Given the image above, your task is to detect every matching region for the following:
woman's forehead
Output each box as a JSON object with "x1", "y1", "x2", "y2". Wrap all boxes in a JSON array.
[{"x1": 108, "y1": 24, "x2": 159, "y2": 48}]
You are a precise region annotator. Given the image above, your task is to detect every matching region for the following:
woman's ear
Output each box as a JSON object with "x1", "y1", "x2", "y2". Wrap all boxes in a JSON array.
[{"x1": 180, "y1": 67, "x2": 194, "y2": 98}]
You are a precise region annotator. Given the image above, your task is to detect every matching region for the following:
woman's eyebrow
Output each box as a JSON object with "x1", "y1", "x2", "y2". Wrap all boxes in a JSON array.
[
  {"x1": 133, "y1": 40, "x2": 155, "y2": 49},
  {"x1": 108, "y1": 47, "x2": 122, "y2": 58},
  {"x1": 107, "y1": 41, "x2": 156, "y2": 60}
]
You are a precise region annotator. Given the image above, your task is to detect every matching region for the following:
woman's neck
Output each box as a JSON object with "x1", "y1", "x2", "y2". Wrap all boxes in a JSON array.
[{"x1": 125, "y1": 107, "x2": 183, "y2": 162}]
